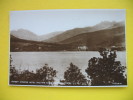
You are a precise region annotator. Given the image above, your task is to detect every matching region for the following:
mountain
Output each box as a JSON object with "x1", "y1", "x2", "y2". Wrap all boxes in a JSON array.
[
  {"x1": 10, "y1": 29, "x2": 39, "y2": 41},
  {"x1": 45, "y1": 21, "x2": 125, "y2": 43},
  {"x1": 39, "y1": 31, "x2": 63, "y2": 41},
  {"x1": 60, "y1": 26, "x2": 125, "y2": 50},
  {"x1": 10, "y1": 21, "x2": 125, "y2": 51},
  {"x1": 10, "y1": 21, "x2": 124, "y2": 42},
  {"x1": 91, "y1": 21, "x2": 124, "y2": 31},
  {"x1": 10, "y1": 29, "x2": 63, "y2": 41},
  {"x1": 10, "y1": 26, "x2": 125, "y2": 51}
]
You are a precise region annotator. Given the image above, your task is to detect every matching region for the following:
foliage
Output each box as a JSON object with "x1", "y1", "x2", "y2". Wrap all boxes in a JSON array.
[
  {"x1": 85, "y1": 48, "x2": 127, "y2": 86},
  {"x1": 61, "y1": 63, "x2": 88, "y2": 86},
  {"x1": 35, "y1": 64, "x2": 57, "y2": 85}
]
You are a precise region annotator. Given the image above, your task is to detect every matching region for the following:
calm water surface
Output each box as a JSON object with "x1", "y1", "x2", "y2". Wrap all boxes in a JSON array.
[{"x1": 11, "y1": 51, "x2": 126, "y2": 84}]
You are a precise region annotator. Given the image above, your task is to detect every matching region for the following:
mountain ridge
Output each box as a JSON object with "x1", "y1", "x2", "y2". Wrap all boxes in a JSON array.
[
  {"x1": 44, "y1": 21, "x2": 125, "y2": 43},
  {"x1": 10, "y1": 26, "x2": 125, "y2": 51},
  {"x1": 10, "y1": 21, "x2": 124, "y2": 42}
]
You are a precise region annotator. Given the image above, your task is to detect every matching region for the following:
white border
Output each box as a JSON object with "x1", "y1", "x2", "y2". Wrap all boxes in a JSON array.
[
  {"x1": 9, "y1": 9, "x2": 128, "y2": 87},
  {"x1": 9, "y1": 84, "x2": 127, "y2": 87}
]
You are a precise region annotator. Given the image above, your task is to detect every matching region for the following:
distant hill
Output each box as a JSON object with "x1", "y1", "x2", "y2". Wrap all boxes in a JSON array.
[
  {"x1": 39, "y1": 31, "x2": 63, "y2": 41},
  {"x1": 10, "y1": 29, "x2": 63, "y2": 41},
  {"x1": 44, "y1": 21, "x2": 125, "y2": 43},
  {"x1": 10, "y1": 29, "x2": 39, "y2": 41}
]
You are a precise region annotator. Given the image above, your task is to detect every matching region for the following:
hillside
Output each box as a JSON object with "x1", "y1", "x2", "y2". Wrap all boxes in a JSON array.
[
  {"x1": 10, "y1": 35, "x2": 73, "y2": 52},
  {"x1": 60, "y1": 26, "x2": 125, "y2": 51},
  {"x1": 10, "y1": 26, "x2": 125, "y2": 51}
]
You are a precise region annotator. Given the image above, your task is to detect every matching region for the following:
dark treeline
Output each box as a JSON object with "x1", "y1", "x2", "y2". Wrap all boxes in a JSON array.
[{"x1": 10, "y1": 48, "x2": 127, "y2": 86}]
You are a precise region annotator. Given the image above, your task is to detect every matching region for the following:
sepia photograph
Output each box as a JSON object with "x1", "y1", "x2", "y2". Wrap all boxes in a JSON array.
[{"x1": 9, "y1": 9, "x2": 127, "y2": 87}]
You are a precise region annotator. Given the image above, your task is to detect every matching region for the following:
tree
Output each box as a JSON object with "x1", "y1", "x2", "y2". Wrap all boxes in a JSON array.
[
  {"x1": 35, "y1": 64, "x2": 57, "y2": 85},
  {"x1": 10, "y1": 55, "x2": 19, "y2": 81},
  {"x1": 62, "y1": 63, "x2": 88, "y2": 86},
  {"x1": 19, "y1": 70, "x2": 35, "y2": 81},
  {"x1": 85, "y1": 48, "x2": 127, "y2": 86}
]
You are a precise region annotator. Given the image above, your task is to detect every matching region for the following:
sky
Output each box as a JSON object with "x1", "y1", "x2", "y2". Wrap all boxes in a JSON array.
[{"x1": 10, "y1": 9, "x2": 125, "y2": 35}]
